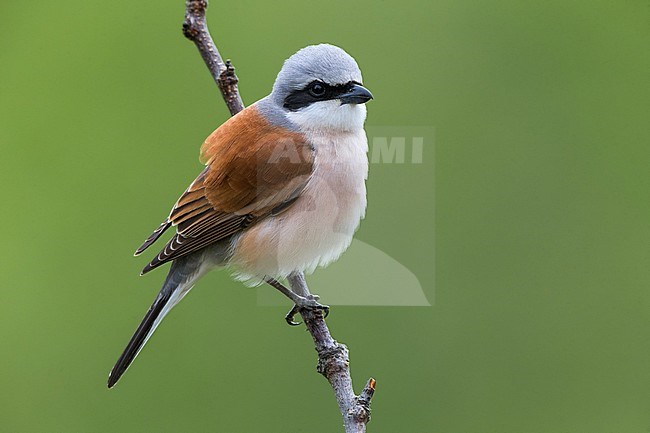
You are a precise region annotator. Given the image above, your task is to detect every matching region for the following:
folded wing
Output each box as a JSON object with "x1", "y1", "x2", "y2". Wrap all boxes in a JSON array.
[{"x1": 136, "y1": 105, "x2": 314, "y2": 274}]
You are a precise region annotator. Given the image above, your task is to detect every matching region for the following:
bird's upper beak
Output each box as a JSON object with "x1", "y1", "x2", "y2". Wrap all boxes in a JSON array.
[{"x1": 340, "y1": 83, "x2": 373, "y2": 105}]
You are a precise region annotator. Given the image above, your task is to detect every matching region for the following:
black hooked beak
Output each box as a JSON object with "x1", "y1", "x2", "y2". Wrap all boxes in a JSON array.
[{"x1": 340, "y1": 83, "x2": 373, "y2": 105}]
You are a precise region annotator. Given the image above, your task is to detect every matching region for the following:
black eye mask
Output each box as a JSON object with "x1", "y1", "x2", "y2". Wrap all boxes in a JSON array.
[{"x1": 283, "y1": 81, "x2": 358, "y2": 111}]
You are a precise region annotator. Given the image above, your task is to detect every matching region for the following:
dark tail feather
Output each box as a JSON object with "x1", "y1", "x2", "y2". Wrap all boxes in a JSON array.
[
  {"x1": 107, "y1": 292, "x2": 171, "y2": 388},
  {"x1": 107, "y1": 255, "x2": 200, "y2": 388},
  {"x1": 134, "y1": 220, "x2": 172, "y2": 256}
]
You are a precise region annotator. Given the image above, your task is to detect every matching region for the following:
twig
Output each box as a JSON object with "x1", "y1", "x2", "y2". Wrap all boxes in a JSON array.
[
  {"x1": 181, "y1": 1, "x2": 375, "y2": 431},
  {"x1": 182, "y1": 0, "x2": 244, "y2": 115},
  {"x1": 288, "y1": 273, "x2": 376, "y2": 432}
]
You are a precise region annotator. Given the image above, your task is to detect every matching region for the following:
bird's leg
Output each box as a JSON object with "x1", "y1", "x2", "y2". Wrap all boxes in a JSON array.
[{"x1": 264, "y1": 276, "x2": 329, "y2": 326}]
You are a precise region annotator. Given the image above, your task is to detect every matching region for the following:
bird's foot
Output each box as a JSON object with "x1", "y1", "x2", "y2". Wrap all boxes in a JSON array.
[
  {"x1": 264, "y1": 277, "x2": 329, "y2": 326},
  {"x1": 285, "y1": 294, "x2": 330, "y2": 326}
]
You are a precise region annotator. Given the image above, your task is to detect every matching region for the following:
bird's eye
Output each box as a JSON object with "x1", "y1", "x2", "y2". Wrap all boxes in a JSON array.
[{"x1": 309, "y1": 82, "x2": 326, "y2": 97}]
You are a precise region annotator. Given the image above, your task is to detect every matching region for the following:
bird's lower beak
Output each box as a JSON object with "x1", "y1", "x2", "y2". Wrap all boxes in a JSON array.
[{"x1": 340, "y1": 84, "x2": 373, "y2": 105}]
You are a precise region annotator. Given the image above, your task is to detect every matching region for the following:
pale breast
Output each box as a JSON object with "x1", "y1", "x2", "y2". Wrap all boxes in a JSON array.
[{"x1": 231, "y1": 129, "x2": 368, "y2": 282}]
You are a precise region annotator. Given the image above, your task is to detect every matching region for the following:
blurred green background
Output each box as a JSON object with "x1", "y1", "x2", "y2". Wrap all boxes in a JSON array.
[{"x1": 1, "y1": 0, "x2": 648, "y2": 431}]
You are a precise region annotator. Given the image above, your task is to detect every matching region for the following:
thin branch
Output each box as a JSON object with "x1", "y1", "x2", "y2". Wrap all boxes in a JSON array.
[
  {"x1": 181, "y1": 1, "x2": 376, "y2": 431},
  {"x1": 288, "y1": 273, "x2": 376, "y2": 432},
  {"x1": 182, "y1": 0, "x2": 244, "y2": 115}
]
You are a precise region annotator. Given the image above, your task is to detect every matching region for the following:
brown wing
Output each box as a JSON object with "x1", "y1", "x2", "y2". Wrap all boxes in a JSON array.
[{"x1": 136, "y1": 105, "x2": 314, "y2": 275}]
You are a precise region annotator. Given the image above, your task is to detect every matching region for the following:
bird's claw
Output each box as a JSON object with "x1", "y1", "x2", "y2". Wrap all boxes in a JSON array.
[
  {"x1": 301, "y1": 294, "x2": 330, "y2": 317},
  {"x1": 284, "y1": 295, "x2": 330, "y2": 326},
  {"x1": 285, "y1": 304, "x2": 301, "y2": 326}
]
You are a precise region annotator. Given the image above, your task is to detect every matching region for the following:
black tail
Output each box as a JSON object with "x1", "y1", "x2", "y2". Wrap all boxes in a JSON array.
[
  {"x1": 107, "y1": 291, "x2": 171, "y2": 388},
  {"x1": 108, "y1": 242, "x2": 221, "y2": 388},
  {"x1": 107, "y1": 257, "x2": 200, "y2": 388}
]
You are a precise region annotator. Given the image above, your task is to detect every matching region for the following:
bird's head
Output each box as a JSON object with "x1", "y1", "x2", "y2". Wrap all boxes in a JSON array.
[{"x1": 268, "y1": 44, "x2": 373, "y2": 132}]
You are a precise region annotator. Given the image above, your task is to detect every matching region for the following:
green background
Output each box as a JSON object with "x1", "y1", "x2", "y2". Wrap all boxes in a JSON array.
[{"x1": 1, "y1": 0, "x2": 648, "y2": 431}]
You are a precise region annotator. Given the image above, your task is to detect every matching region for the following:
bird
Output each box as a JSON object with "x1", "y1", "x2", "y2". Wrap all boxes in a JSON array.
[{"x1": 107, "y1": 44, "x2": 373, "y2": 388}]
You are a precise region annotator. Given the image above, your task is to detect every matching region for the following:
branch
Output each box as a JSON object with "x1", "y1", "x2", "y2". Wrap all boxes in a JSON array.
[
  {"x1": 288, "y1": 273, "x2": 376, "y2": 432},
  {"x1": 182, "y1": 0, "x2": 244, "y2": 115},
  {"x1": 181, "y1": 1, "x2": 376, "y2": 431}
]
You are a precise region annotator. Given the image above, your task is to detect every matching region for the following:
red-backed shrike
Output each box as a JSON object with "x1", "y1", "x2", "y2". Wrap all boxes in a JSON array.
[{"x1": 108, "y1": 44, "x2": 373, "y2": 387}]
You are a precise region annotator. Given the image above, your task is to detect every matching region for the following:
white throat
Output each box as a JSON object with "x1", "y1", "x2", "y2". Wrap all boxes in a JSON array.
[{"x1": 286, "y1": 101, "x2": 367, "y2": 132}]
